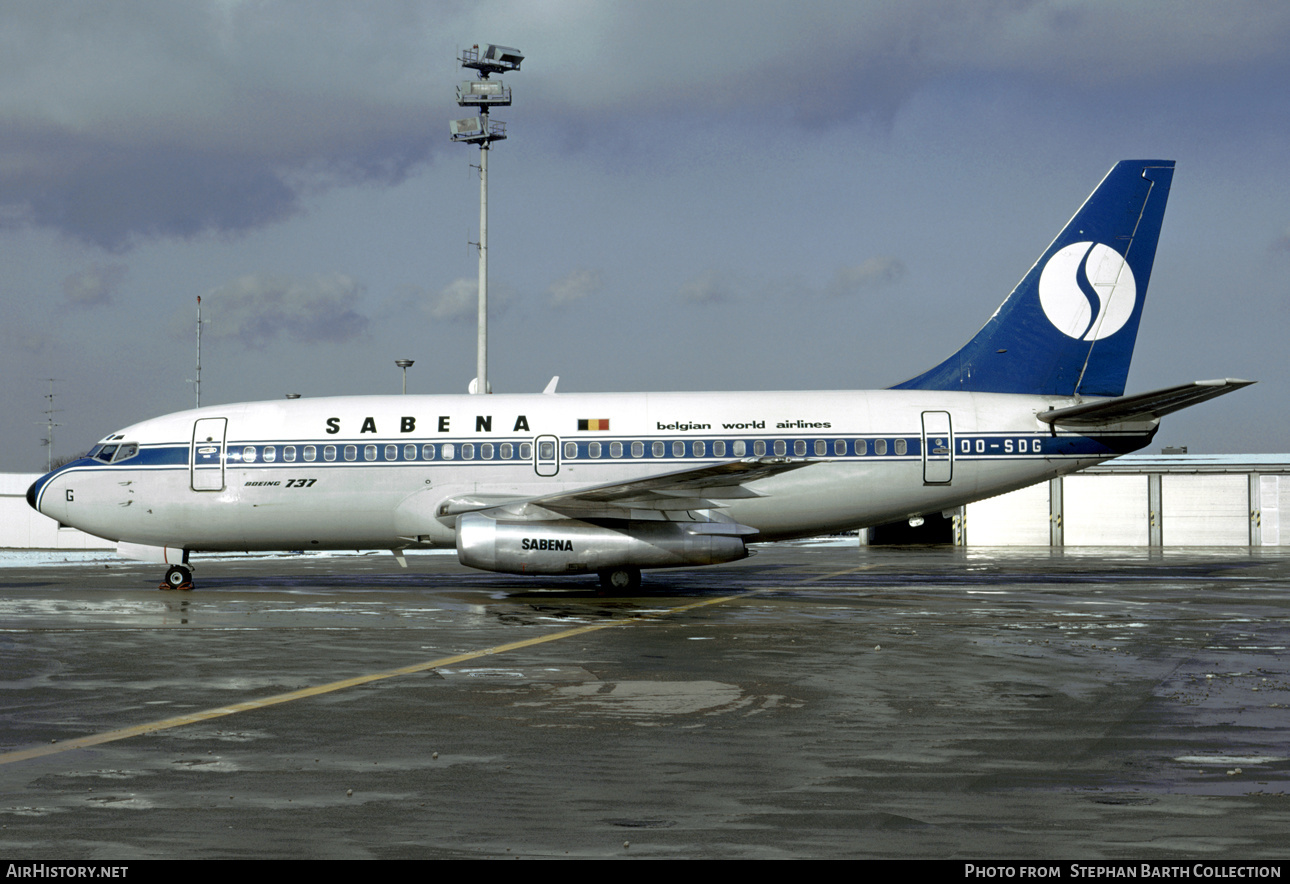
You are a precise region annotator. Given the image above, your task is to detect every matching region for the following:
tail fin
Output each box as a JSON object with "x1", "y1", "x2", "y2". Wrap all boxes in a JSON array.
[{"x1": 893, "y1": 160, "x2": 1175, "y2": 397}]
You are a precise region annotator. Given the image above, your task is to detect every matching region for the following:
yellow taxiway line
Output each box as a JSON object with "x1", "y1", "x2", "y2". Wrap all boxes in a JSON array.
[{"x1": 0, "y1": 590, "x2": 755, "y2": 766}]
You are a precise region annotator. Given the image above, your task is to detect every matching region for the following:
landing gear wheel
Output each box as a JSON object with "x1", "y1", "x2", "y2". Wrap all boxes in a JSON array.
[
  {"x1": 598, "y1": 567, "x2": 641, "y2": 594},
  {"x1": 162, "y1": 565, "x2": 193, "y2": 591}
]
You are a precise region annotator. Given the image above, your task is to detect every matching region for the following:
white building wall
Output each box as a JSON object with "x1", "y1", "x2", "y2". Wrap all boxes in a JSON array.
[
  {"x1": 966, "y1": 482, "x2": 1051, "y2": 545},
  {"x1": 0, "y1": 473, "x2": 113, "y2": 550}
]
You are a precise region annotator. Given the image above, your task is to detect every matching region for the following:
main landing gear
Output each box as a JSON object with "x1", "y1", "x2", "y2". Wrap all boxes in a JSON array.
[
  {"x1": 161, "y1": 565, "x2": 194, "y2": 591},
  {"x1": 597, "y1": 566, "x2": 641, "y2": 594}
]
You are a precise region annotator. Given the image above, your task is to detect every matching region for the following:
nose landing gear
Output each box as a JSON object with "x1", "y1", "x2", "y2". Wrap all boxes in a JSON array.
[{"x1": 161, "y1": 565, "x2": 194, "y2": 591}]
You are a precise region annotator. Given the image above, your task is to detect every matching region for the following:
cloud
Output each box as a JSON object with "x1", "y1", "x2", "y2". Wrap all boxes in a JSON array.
[
  {"x1": 428, "y1": 277, "x2": 479, "y2": 322},
  {"x1": 62, "y1": 263, "x2": 127, "y2": 308},
  {"x1": 546, "y1": 268, "x2": 603, "y2": 307},
  {"x1": 192, "y1": 273, "x2": 368, "y2": 348},
  {"x1": 0, "y1": 3, "x2": 449, "y2": 250},
  {"x1": 4, "y1": 2, "x2": 1289, "y2": 250},
  {"x1": 827, "y1": 257, "x2": 907, "y2": 297},
  {"x1": 0, "y1": 319, "x2": 52, "y2": 356},
  {"x1": 679, "y1": 268, "x2": 738, "y2": 304}
]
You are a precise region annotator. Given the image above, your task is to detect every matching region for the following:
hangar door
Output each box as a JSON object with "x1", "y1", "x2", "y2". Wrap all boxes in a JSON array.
[{"x1": 1162, "y1": 474, "x2": 1248, "y2": 545}]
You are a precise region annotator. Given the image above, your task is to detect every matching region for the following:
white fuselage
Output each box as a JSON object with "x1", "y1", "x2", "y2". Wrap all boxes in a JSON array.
[{"x1": 31, "y1": 388, "x2": 1150, "y2": 553}]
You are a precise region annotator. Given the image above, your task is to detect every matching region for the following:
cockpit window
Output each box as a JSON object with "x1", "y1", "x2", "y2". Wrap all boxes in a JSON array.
[{"x1": 91, "y1": 442, "x2": 138, "y2": 463}]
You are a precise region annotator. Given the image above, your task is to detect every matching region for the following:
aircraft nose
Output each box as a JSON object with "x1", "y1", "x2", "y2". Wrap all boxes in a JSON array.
[{"x1": 27, "y1": 477, "x2": 39, "y2": 511}]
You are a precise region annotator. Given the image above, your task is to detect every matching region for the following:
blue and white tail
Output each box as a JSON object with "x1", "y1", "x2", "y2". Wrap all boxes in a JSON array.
[{"x1": 893, "y1": 160, "x2": 1175, "y2": 398}]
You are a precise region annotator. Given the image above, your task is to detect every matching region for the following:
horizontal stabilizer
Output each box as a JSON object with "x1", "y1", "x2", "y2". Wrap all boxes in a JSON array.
[{"x1": 1037, "y1": 378, "x2": 1254, "y2": 426}]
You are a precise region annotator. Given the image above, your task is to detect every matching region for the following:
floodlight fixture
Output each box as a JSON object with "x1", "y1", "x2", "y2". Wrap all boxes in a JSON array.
[
  {"x1": 449, "y1": 116, "x2": 506, "y2": 144},
  {"x1": 460, "y1": 44, "x2": 523, "y2": 76},
  {"x1": 457, "y1": 80, "x2": 511, "y2": 107}
]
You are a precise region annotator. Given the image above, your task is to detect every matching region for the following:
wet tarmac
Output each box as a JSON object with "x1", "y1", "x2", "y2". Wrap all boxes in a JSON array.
[{"x1": 2, "y1": 543, "x2": 1290, "y2": 859}]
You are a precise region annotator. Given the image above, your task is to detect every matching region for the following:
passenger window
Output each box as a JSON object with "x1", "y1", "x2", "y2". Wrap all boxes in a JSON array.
[
  {"x1": 652, "y1": 441, "x2": 665, "y2": 457},
  {"x1": 364, "y1": 445, "x2": 377, "y2": 461},
  {"x1": 733, "y1": 440, "x2": 745, "y2": 457},
  {"x1": 404, "y1": 444, "x2": 416, "y2": 460},
  {"x1": 422, "y1": 444, "x2": 436, "y2": 460},
  {"x1": 875, "y1": 439, "x2": 887, "y2": 456},
  {"x1": 672, "y1": 441, "x2": 685, "y2": 457},
  {"x1": 632, "y1": 441, "x2": 644, "y2": 458},
  {"x1": 610, "y1": 441, "x2": 623, "y2": 458},
  {"x1": 814, "y1": 440, "x2": 827, "y2": 456},
  {"x1": 754, "y1": 440, "x2": 766, "y2": 456},
  {"x1": 324, "y1": 445, "x2": 336, "y2": 462},
  {"x1": 713, "y1": 440, "x2": 725, "y2": 457},
  {"x1": 481, "y1": 443, "x2": 494, "y2": 460},
  {"x1": 442, "y1": 443, "x2": 456, "y2": 460},
  {"x1": 774, "y1": 440, "x2": 786, "y2": 456},
  {"x1": 834, "y1": 439, "x2": 845, "y2": 456},
  {"x1": 564, "y1": 441, "x2": 577, "y2": 459},
  {"x1": 462, "y1": 443, "x2": 474, "y2": 460},
  {"x1": 500, "y1": 442, "x2": 513, "y2": 459},
  {"x1": 539, "y1": 441, "x2": 555, "y2": 460},
  {"x1": 589, "y1": 442, "x2": 601, "y2": 458},
  {"x1": 261, "y1": 445, "x2": 275, "y2": 463},
  {"x1": 243, "y1": 446, "x2": 257, "y2": 463},
  {"x1": 519, "y1": 442, "x2": 532, "y2": 459},
  {"x1": 694, "y1": 440, "x2": 706, "y2": 457},
  {"x1": 344, "y1": 445, "x2": 357, "y2": 461},
  {"x1": 284, "y1": 446, "x2": 297, "y2": 463},
  {"x1": 385, "y1": 445, "x2": 397, "y2": 461},
  {"x1": 855, "y1": 439, "x2": 867, "y2": 455},
  {"x1": 304, "y1": 445, "x2": 317, "y2": 462},
  {"x1": 794, "y1": 440, "x2": 806, "y2": 456},
  {"x1": 895, "y1": 439, "x2": 907, "y2": 456}
]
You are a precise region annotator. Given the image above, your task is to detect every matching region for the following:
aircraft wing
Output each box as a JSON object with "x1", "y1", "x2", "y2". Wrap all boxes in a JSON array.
[
  {"x1": 1037, "y1": 378, "x2": 1254, "y2": 426},
  {"x1": 436, "y1": 457, "x2": 815, "y2": 523},
  {"x1": 533, "y1": 456, "x2": 812, "y2": 508}
]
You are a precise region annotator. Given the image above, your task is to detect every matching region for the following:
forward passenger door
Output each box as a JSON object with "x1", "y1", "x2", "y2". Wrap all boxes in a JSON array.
[{"x1": 191, "y1": 418, "x2": 228, "y2": 491}]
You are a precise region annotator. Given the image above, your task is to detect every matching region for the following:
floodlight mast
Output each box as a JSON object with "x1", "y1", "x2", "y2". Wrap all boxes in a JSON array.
[{"x1": 451, "y1": 44, "x2": 522, "y2": 395}]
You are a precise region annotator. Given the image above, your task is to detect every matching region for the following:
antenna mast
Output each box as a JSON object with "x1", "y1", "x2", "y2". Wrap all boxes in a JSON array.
[
  {"x1": 195, "y1": 295, "x2": 202, "y2": 408},
  {"x1": 39, "y1": 378, "x2": 63, "y2": 472}
]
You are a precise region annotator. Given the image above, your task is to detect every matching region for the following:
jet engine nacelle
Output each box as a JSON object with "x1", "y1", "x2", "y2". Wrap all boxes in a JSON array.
[{"x1": 456, "y1": 512, "x2": 749, "y2": 575}]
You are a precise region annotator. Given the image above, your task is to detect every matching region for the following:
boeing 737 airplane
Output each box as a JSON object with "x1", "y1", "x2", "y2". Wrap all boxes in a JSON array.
[{"x1": 27, "y1": 160, "x2": 1251, "y2": 591}]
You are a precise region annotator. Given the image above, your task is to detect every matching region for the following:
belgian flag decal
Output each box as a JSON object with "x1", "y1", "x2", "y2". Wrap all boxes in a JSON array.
[{"x1": 578, "y1": 419, "x2": 610, "y2": 431}]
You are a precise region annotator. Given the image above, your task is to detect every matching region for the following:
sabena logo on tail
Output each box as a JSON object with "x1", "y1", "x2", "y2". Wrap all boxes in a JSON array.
[{"x1": 1038, "y1": 241, "x2": 1137, "y2": 341}]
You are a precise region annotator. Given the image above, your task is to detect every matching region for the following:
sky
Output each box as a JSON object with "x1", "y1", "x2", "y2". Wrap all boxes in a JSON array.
[{"x1": 3, "y1": 0, "x2": 1289, "y2": 473}]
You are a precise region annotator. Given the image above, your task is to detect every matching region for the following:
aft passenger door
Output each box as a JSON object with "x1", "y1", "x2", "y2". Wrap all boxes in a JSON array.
[
  {"x1": 921, "y1": 411, "x2": 953, "y2": 485},
  {"x1": 534, "y1": 435, "x2": 560, "y2": 477},
  {"x1": 191, "y1": 418, "x2": 227, "y2": 491}
]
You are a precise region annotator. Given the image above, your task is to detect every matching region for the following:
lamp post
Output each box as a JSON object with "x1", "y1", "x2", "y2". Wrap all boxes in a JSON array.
[
  {"x1": 395, "y1": 359, "x2": 415, "y2": 395},
  {"x1": 451, "y1": 43, "x2": 523, "y2": 395}
]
